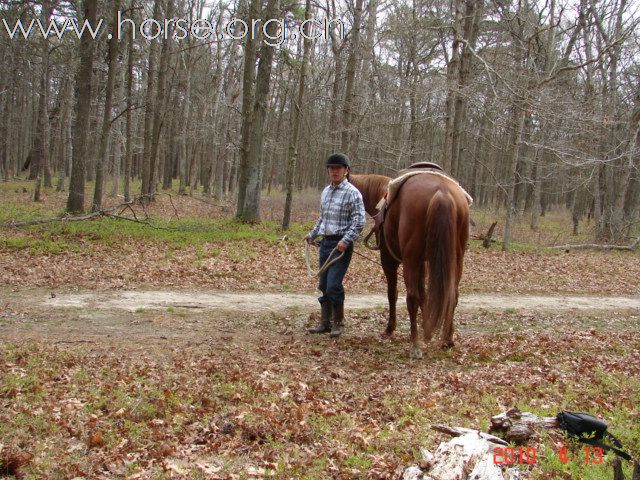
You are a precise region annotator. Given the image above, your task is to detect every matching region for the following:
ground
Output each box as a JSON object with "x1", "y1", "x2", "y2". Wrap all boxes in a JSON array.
[{"x1": 1, "y1": 186, "x2": 639, "y2": 479}]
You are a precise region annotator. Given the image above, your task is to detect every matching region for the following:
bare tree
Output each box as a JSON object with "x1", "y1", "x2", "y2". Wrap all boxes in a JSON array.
[
  {"x1": 67, "y1": 0, "x2": 98, "y2": 213},
  {"x1": 283, "y1": 0, "x2": 313, "y2": 229},
  {"x1": 237, "y1": 0, "x2": 281, "y2": 222},
  {"x1": 92, "y1": 0, "x2": 122, "y2": 211}
]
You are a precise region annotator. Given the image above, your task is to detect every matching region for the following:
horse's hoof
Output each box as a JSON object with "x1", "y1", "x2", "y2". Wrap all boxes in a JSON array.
[
  {"x1": 441, "y1": 341, "x2": 455, "y2": 350},
  {"x1": 410, "y1": 347, "x2": 423, "y2": 359},
  {"x1": 383, "y1": 328, "x2": 395, "y2": 337}
]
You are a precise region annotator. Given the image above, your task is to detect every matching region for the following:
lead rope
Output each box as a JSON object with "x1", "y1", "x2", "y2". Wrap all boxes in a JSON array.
[
  {"x1": 305, "y1": 240, "x2": 405, "y2": 279},
  {"x1": 305, "y1": 241, "x2": 345, "y2": 277}
]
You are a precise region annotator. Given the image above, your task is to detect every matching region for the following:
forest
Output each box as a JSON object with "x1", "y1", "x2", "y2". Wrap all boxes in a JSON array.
[{"x1": 1, "y1": 0, "x2": 638, "y2": 246}]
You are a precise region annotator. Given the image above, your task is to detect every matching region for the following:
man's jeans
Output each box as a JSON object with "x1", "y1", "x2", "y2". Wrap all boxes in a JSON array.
[{"x1": 318, "y1": 238, "x2": 353, "y2": 306}]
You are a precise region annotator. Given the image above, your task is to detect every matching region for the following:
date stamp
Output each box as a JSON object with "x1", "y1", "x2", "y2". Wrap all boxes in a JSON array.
[{"x1": 493, "y1": 446, "x2": 605, "y2": 465}]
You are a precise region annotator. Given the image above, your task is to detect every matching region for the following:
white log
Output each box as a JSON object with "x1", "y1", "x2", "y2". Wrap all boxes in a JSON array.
[{"x1": 428, "y1": 432, "x2": 505, "y2": 480}]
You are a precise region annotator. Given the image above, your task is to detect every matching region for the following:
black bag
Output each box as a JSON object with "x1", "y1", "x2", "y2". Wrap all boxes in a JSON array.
[{"x1": 557, "y1": 411, "x2": 631, "y2": 461}]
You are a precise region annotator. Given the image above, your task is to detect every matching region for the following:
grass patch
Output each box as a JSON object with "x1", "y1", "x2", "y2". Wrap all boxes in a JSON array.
[
  {"x1": 0, "y1": 198, "x2": 61, "y2": 224},
  {"x1": 6, "y1": 216, "x2": 308, "y2": 248},
  {"x1": 0, "y1": 235, "x2": 74, "y2": 254}
]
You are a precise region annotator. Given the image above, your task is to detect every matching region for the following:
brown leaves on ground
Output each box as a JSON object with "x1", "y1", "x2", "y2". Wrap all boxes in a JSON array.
[
  {"x1": 1, "y1": 309, "x2": 639, "y2": 478},
  {"x1": 1, "y1": 233, "x2": 639, "y2": 296}
]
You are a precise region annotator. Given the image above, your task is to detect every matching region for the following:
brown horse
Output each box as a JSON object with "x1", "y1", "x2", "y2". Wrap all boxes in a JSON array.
[{"x1": 348, "y1": 172, "x2": 470, "y2": 359}]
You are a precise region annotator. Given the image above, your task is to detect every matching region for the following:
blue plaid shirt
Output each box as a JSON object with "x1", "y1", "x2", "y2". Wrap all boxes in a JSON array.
[{"x1": 308, "y1": 178, "x2": 366, "y2": 245}]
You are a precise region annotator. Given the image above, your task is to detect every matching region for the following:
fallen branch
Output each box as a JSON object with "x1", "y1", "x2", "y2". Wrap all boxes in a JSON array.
[
  {"x1": 482, "y1": 221, "x2": 498, "y2": 248},
  {"x1": 0, "y1": 210, "x2": 108, "y2": 228},
  {"x1": 552, "y1": 237, "x2": 640, "y2": 252},
  {"x1": 1, "y1": 193, "x2": 181, "y2": 230},
  {"x1": 102, "y1": 213, "x2": 177, "y2": 231}
]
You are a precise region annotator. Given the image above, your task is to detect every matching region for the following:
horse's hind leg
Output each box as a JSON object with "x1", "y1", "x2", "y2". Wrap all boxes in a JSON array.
[
  {"x1": 442, "y1": 238, "x2": 467, "y2": 348},
  {"x1": 440, "y1": 295, "x2": 457, "y2": 349},
  {"x1": 381, "y1": 251, "x2": 399, "y2": 336},
  {"x1": 440, "y1": 245, "x2": 464, "y2": 348},
  {"x1": 407, "y1": 295, "x2": 422, "y2": 359},
  {"x1": 403, "y1": 263, "x2": 424, "y2": 359}
]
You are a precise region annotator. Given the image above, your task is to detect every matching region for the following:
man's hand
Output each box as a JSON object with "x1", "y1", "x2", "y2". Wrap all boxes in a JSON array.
[
  {"x1": 304, "y1": 235, "x2": 313, "y2": 245},
  {"x1": 336, "y1": 241, "x2": 349, "y2": 252}
]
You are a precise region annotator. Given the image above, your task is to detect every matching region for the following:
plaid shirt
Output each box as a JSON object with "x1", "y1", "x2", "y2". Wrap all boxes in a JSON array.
[{"x1": 309, "y1": 178, "x2": 366, "y2": 245}]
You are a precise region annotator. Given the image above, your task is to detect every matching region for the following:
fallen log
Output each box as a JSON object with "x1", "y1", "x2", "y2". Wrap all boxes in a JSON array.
[
  {"x1": 552, "y1": 237, "x2": 639, "y2": 252},
  {"x1": 489, "y1": 407, "x2": 558, "y2": 443}
]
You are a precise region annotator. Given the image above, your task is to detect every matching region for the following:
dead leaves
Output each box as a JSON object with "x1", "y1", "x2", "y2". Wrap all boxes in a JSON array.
[
  {"x1": 2, "y1": 224, "x2": 640, "y2": 297},
  {"x1": 0, "y1": 445, "x2": 33, "y2": 479},
  {"x1": 0, "y1": 316, "x2": 638, "y2": 478}
]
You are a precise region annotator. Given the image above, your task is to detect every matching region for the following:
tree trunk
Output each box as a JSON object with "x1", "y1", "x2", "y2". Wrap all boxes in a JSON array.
[
  {"x1": 66, "y1": 0, "x2": 97, "y2": 213},
  {"x1": 328, "y1": 0, "x2": 345, "y2": 152},
  {"x1": 147, "y1": 0, "x2": 174, "y2": 199},
  {"x1": 178, "y1": 53, "x2": 192, "y2": 195},
  {"x1": 502, "y1": 104, "x2": 527, "y2": 251},
  {"x1": 111, "y1": 51, "x2": 127, "y2": 198},
  {"x1": 58, "y1": 85, "x2": 73, "y2": 192},
  {"x1": 442, "y1": 0, "x2": 464, "y2": 172},
  {"x1": 141, "y1": 0, "x2": 162, "y2": 202},
  {"x1": 450, "y1": 0, "x2": 483, "y2": 178},
  {"x1": 282, "y1": 0, "x2": 312, "y2": 230},
  {"x1": 92, "y1": 0, "x2": 121, "y2": 211},
  {"x1": 236, "y1": 0, "x2": 260, "y2": 216},
  {"x1": 340, "y1": 0, "x2": 364, "y2": 156},
  {"x1": 237, "y1": 0, "x2": 281, "y2": 223},
  {"x1": 124, "y1": 4, "x2": 135, "y2": 203},
  {"x1": 33, "y1": 1, "x2": 54, "y2": 200}
]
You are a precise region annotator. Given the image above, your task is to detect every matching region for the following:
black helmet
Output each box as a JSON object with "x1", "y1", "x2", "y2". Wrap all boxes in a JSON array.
[{"x1": 326, "y1": 152, "x2": 350, "y2": 168}]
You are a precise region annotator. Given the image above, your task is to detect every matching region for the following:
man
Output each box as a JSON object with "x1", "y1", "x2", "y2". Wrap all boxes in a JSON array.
[{"x1": 304, "y1": 153, "x2": 366, "y2": 337}]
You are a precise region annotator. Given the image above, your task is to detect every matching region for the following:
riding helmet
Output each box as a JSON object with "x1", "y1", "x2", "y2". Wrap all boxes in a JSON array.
[{"x1": 326, "y1": 153, "x2": 350, "y2": 168}]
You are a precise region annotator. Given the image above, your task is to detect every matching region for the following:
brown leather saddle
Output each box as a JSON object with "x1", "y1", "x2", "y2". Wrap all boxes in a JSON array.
[{"x1": 364, "y1": 162, "x2": 443, "y2": 250}]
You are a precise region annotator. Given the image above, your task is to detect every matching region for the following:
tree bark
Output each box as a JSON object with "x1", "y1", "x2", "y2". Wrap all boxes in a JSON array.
[
  {"x1": 92, "y1": 0, "x2": 121, "y2": 211},
  {"x1": 148, "y1": 0, "x2": 174, "y2": 199},
  {"x1": 442, "y1": 0, "x2": 464, "y2": 172},
  {"x1": 340, "y1": 0, "x2": 364, "y2": 156},
  {"x1": 67, "y1": 0, "x2": 97, "y2": 213},
  {"x1": 282, "y1": 0, "x2": 312, "y2": 230},
  {"x1": 236, "y1": 0, "x2": 261, "y2": 217},
  {"x1": 238, "y1": 0, "x2": 281, "y2": 223},
  {"x1": 32, "y1": 1, "x2": 54, "y2": 200},
  {"x1": 502, "y1": 103, "x2": 527, "y2": 251},
  {"x1": 450, "y1": 0, "x2": 483, "y2": 178},
  {"x1": 141, "y1": 0, "x2": 162, "y2": 202},
  {"x1": 124, "y1": 2, "x2": 135, "y2": 203}
]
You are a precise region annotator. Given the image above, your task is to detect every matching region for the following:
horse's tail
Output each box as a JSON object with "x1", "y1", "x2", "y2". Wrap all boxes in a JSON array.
[{"x1": 423, "y1": 189, "x2": 458, "y2": 339}]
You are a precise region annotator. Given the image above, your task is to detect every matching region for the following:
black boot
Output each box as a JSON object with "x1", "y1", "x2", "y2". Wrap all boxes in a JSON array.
[
  {"x1": 330, "y1": 303, "x2": 344, "y2": 337},
  {"x1": 308, "y1": 302, "x2": 332, "y2": 334}
]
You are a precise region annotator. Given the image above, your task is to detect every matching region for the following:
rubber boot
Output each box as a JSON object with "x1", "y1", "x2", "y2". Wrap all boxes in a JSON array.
[
  {"x1": 330, "y1": 303, "x2": 344, "y2": 337},
  {"x1": 308, "y1": 302, "x2": 332, "y2": 334}
]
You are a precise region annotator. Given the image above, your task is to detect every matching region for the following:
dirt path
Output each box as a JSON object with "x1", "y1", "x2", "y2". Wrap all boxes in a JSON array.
[
  {"x1": 42, "y1": 289, "x2": 640, "y2": 312},
  {"x1": 2, "y1": 288, "x2": 636, "y2": 346}
]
